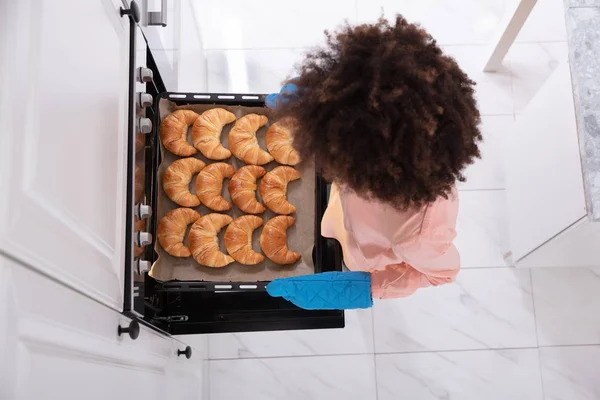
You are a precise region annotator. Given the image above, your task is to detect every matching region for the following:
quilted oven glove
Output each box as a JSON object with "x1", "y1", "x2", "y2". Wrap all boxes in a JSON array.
[
  {"x1": 265, "y1": 81, "x2": 299, "y2": 109},
  {"x1": 266, "y1": 271, "x2": 373, "y2": 310}
]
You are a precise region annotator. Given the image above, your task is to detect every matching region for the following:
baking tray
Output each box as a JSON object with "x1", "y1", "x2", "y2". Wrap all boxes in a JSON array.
[
  {"x1": 149, "y1": 99, "x2": 315, "y2": 282},
  {"x1": 142, "y1": 92, "x2": 344, "y2": 334}
]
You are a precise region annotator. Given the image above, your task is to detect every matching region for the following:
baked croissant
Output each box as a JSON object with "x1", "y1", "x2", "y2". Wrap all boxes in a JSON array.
[
  {"x1": 259, "y1": 216, "x2": 301, "y2": 265},
  {"x1": 192, "y1": 108, "x2": 236, "y2": 160},
  {"x1": 265, "y1": 120, "x2": 300, "y2": 165},
  {"x1": 133, "y1": 217, "x2": 145, "y2": 258},
  {"x1": 160, "y1": 110, "x2": 199, "y2": 156},
  {"x1": 259, "y1": 166, "x2": 301, "y2": 214},
  {"x1": 135, "y1": 165, "x2": 144, "y2": 203},
  {"x1": 228, "y1": 165, "x2": 266, "y2": 214},
  {"x1": 224, "y1": 216, "x2": 265, "y2": 265},
  {"x1": 228, "y1": 114, "x2": 274, "y2": 165},
  {"x1": 157, "y1": 208, "x2": 201, "y2": 257},
  {"x1": 196, "y1": 162, "x2": 235, "y2": 211},
  {"x1": 163, "y1": 157, "x2": 205, "y2": 207},
  {"x1": 189, "y1": 213, "x2": 235, "y2": 267}
]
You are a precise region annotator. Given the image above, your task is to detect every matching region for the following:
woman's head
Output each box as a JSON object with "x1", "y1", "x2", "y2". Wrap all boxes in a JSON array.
[{"x1": 277, "y1": 16, "x2": 482, "y2": 209}]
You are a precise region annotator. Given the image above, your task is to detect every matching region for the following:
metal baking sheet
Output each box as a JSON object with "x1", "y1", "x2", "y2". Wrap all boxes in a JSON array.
[{"x1": 149, "y1": 99, "x2": 315, "y2": 282}]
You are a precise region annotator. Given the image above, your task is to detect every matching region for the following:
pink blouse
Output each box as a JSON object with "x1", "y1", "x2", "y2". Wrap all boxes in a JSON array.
[{"x1": 321, "y1": 183, "x2": 460, "y2": 299}]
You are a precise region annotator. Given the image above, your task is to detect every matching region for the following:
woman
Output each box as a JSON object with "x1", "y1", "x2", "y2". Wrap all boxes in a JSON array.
[{"x1": 266, "y1": 16, "x2": 482, "y2": 309}]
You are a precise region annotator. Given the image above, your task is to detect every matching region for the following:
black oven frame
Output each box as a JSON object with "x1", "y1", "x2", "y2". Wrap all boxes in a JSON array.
[{"x1": 127, "y1": 51, "x2": 344, "y2": 334}]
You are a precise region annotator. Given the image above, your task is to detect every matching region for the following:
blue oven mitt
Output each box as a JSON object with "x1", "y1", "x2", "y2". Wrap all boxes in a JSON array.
[
  {"x1": 265, "y1": 80, "x2": 300, "y2": 109},
  {"x1": 266, "y1": 271, "x2": 373, "y2": 310}
]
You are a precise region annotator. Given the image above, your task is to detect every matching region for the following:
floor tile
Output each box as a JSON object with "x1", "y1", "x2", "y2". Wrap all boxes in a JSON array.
[
  {"x1": 455, "y1": 190, "x2": 511, "y2": 268},
  {"x1": 540, "y1": 346, "x2": 600, "y2": 400},
  {"x1": 376, "y1": 349, "x2": 543, "y2": 400},
  {"x1": 209, "y1": 355, "x2": 377, "y2": 400},
  {"x1": 152, "y1": 49, "x2": 179, "y2": 91},
  {"x1": 531, "y1": 268, "x2": 600, "y2": 346},
  {"x1": 514, "y1": 0, "x2": 568, "y2": 43},
  {"x1": 373, "y1": 268, "x2": 537, "y2": 353},
  {"x1": 177, "y1": 0, "x2": 208, "y2": 92},
  {"x1": 509, "y1": 42, "x2": 569, "y2": 113},
  {"x1": 208, "y1": 308, "x2": 374, "y2": 359},
  {"x1": 206, "y1": 48, "x2": 306, "y2": 93},
  {"x1": 459, "y1": 115, "x2": 514, "y2": 190},
  {"x1": 442, "y1": 45, "x2": 514, "y2": 115},
  {"x1": 195, "y1": 0, "x2": 356, "y2": 50},
  {"x1": 356, "y1": 0, "x2": 508, "y2": 45}
]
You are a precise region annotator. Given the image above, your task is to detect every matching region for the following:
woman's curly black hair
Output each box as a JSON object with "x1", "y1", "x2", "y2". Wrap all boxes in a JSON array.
[{"x1": 277, "y1": 16, "x2": 482, "y2": 209}]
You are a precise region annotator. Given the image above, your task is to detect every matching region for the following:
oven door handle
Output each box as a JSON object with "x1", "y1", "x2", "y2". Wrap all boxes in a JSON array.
[{"x1": 147, "y1": 0, "x2": 167, "y2": 27}]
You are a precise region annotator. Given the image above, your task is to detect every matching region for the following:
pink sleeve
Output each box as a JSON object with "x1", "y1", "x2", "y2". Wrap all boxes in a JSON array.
[
  {"x1": 370, "y1": 192, "x2": 460, "y2": 299},
  {"x1": 370, "y1": 243, "x2": 460, "y2": 299}
]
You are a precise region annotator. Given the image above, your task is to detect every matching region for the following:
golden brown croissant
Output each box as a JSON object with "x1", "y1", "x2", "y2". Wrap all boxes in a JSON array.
[
  {"x1": 189, "y1": 213, "x2": 235, "y2": 267},
  {"x1": 196, "y1": 162, "x2": 235, "y2": 211},
  {"x1": 133, "y1": 217, "x2": 146, "y2": 258},
  {"x1": 160, "y1": 110, "x2": 199, "y2": 156},
  {"x1": 228, "y1": 165, "x2": 266, "y2": 214},
  {"x1": 259, "y1": 166, "x2": 301, "y2": 214},
  {"x1": 265, "y1": 120, "x2": 300, "y2": 165},
  {"x1": 163, "y1": 157, "x2": 205, "y2": 207},
  {"x1": 224, "y1": 216, "x2": 265, "y2": 265},
  {"x1": 192, "y1": 108, "x2": 236, "y2": 160},
  {"x1": 259, "y1": 216, "x2": 301, "y2": 265},
  {"x1": 228, "y1": 114, "x2": 274, "y2": 165},
  {"x1": 135, "y1": 165, "x2": 144, "y2": 203},
  {"x1": 157, "y1": 208, "x2": 201, "y2": 257}
]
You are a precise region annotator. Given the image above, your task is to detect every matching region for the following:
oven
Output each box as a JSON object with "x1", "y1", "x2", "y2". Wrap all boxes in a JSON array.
[{"x1": 121, "y1": 2, "x2": 344, "y2": 335}]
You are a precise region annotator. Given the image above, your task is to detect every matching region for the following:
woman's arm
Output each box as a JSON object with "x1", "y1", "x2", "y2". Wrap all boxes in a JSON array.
[{"x1": 370, "y1": 243, "x2": 460, "y2": 299}]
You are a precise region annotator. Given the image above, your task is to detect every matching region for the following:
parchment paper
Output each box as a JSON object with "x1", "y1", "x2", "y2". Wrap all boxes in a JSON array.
[{"x1": 149, "y1": 99, "x2": 315, "y2": 282}]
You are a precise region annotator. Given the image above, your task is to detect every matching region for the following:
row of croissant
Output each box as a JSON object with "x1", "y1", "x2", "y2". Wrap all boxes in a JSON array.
[
  {"x1": 157, "y1": 210, "x2": 300, "y2": 268},
  {"x1": 160, "y1": 109, "x2": 299, "y2": 166},
  {"x1": 164, "y1": 159, "x2": 300, "y2": 214}
]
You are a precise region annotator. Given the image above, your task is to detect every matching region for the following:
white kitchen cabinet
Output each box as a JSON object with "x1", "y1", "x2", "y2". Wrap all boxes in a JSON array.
[
  {"x1": 0, "y1": 0, "x2": 130, "y2": 310},
  {"x1": 506, "y1": 61, "x2": 600, "y2": 267},
  {"x1": 0, "y1": 255, "x2": 203, "y2": 400},
  {"x1": 168, "y1": 339, "x2": 209, "y2": 399}
]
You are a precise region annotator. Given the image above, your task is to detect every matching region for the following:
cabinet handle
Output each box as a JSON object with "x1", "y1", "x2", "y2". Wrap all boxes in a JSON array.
[
  {"x1": 177, "y1": 346, "x2": 192, "y2": 359},
  {"x1": 118, "y1": 320, "x2": 140, "y2": 340},
  {"x1": 148, "y1": 0, "x2": 167, "y2": 27},
  {"x1": 120, "y1": 1, "x2": 141, "y2": 23}
]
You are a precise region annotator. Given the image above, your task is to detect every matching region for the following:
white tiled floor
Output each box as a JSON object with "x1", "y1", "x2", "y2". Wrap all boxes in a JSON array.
[
  {"x1": 376, "y1": 349, "x2": 544, "y2": 400},
  {"x1": 373, "y1": 268, "x2": 537, "y2": 353},
  {"x1": 458, "y1": 115, "x2": 513, "y2": 190},
  {"x1": 454, "y1": 190, "x2": 511, "y2": 267},
  {"x1": 182, "y1": 1, "x2": 600, "y2": 399}
]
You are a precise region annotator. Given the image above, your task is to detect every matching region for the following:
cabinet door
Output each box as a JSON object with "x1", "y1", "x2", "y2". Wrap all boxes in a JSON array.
[
  {"x1": 505, "y1": 61, "x2": 587, "y2": 263},
  {"x1": 0, "y1": 256, "x2": 204, "y2": 400},
  {"x1": 168, "y1": 339, "x2": 207, "y2": 399},
  {"x1": 0, "y1": 0, "x2": 130, "y2": 310}
]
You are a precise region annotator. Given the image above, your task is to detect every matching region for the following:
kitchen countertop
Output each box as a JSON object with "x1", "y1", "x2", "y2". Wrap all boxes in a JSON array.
[{"x1": 564, "y1": 0, "x2": 600, "y2": 221}]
